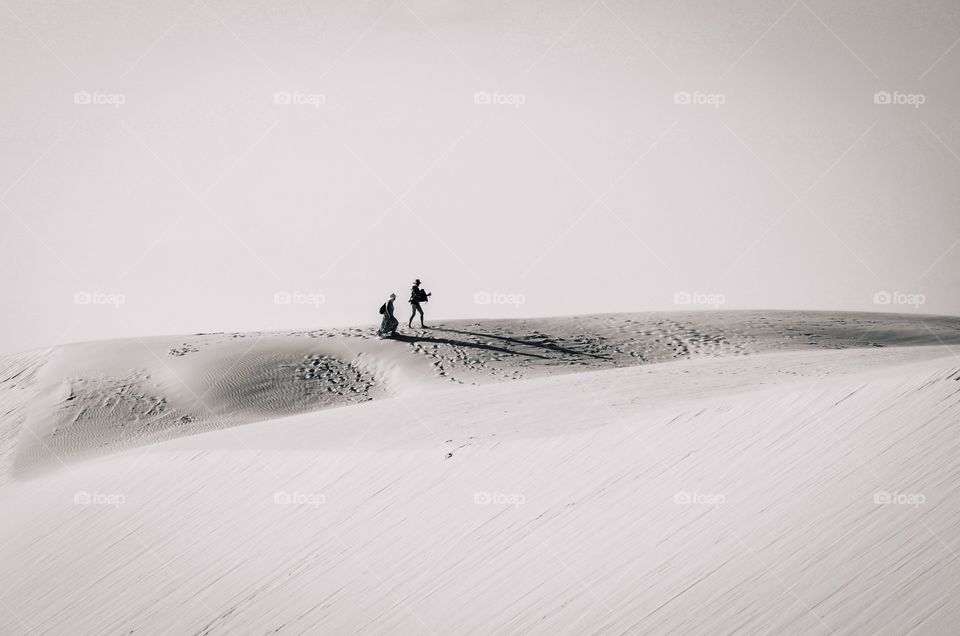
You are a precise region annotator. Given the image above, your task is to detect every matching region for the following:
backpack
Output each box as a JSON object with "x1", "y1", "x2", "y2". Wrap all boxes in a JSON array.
[
  {"x1": 417, "y1": 289, "x2": 429, "y2": 303},
  {"x1": 379, "y1": 303, "x2": 386, "y2": 315}
]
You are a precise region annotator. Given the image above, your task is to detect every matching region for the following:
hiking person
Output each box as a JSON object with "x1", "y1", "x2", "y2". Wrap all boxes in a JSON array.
[
  {"x1": 408, "y1": 278, "x2": 431, "y2": 328},
  {"x1": 378, "y1": 293, "x2": 399, "y2": 337}
]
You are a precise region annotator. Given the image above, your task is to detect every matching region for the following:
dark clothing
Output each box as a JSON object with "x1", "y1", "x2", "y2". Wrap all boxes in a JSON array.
[
  {"x1": 379, "y1": 299, "x2": 398, "y2": 336},
  {"x1": 409, "y1": 284, "x2": 427, "y2": 327}
]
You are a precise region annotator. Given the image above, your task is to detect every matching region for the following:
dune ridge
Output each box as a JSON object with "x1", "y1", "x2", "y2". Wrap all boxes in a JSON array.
[{"x1": 4, "y1": 311, "x2": 960, "y2": 478}]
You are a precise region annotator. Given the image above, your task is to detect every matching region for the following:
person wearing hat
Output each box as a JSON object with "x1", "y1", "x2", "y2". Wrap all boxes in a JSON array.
[
  {"x1": 408, "y1": 278, "x2": 431, "y2": 328},
  {"x1": 378, "y1": 293, "x2": 399, "y2": 337}
]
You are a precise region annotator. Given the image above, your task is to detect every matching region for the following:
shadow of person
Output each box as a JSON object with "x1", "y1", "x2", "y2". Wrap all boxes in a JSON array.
[
  {"x1": 430, "y1": 327, "x2": 610, "y2": 360},
  {"x1": 389, "y1": 333, "x2": 549, "y2": 359}
]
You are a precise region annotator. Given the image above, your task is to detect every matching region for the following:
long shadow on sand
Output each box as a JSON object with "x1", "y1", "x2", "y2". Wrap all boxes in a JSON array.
[
  {"x1": 431, "y1": 327, "x2": 611, "y2": 360},
  {"x1": 389, "y1": 332, "x2": 550, "y2": 359}
]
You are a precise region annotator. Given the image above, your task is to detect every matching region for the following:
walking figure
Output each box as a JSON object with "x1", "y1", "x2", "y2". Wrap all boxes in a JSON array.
[{"x1": 408, "y1": 279, "x2": 431, "y2": 328}]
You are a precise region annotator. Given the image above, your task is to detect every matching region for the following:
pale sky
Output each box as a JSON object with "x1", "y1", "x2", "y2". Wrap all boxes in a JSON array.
[{"x1": 2, "y1": 0, "x2": 959, "y2": 355}]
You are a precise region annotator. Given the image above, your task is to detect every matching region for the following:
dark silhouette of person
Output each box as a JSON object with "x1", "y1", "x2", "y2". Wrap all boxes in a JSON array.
[
  {"x1": 408, "y1": 279, "x2": 431, "y2": 328},
  {"x1": 378, "y1": 293, "x2": 399, "y2": 337}
]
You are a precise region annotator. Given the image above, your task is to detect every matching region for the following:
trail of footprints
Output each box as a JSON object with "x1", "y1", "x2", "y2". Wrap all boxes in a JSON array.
[
  {"x1": 291, "y1": 354, "x2": 376, "y2": 400},
  {"x1": 402, "y1": 318, "x2": 755, "y2": 384}
]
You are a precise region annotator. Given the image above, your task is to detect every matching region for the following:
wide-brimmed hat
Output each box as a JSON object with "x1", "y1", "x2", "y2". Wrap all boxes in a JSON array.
[{"x1": 413, "y1": 279, "x2": 421, "y2": 284}]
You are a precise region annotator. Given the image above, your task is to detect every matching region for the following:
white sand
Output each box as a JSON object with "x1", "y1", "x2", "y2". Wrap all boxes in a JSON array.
[{"x1": 2, "y1": 311, "x2": 960, "y2": 634}]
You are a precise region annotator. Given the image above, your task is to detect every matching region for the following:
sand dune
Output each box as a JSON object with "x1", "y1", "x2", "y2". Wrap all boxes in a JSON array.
[
  {"x1": 2, "y1": 311, "x2": 960, "y2": 634},
  {"x1": 5, "y1": 310, "x2": 960, "y2": 475}
]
